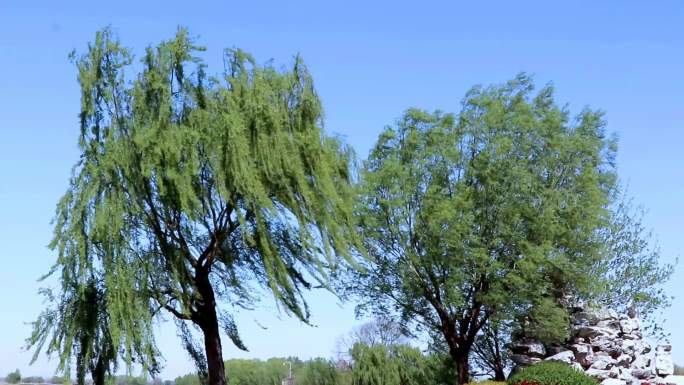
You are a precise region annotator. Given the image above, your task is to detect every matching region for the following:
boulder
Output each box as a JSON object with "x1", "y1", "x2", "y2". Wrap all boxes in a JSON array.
[
  {"x1": 656, "y1": 352, "x2": 675, "y2": 376},
  {"x1": 631, "y1": 354, "x2": 650, "y2": 369},
  {"x1": 545, "y1": 350, "x2": 575, "y2": 364},
  {"x1": 597, "y1": 319, "x2": 622, "y2": 331},
  {"x1": 615, "y1": 354, "x2": 632, "y2": 367},
  {"x1": 620, "y1": 339, "x2": 636, "y2": 354},
  {"x1": 572, "y1": 343, "x2": 594, "y2": 366},
  {"x1": 509, "y1": 340, "x2": 546, "y2": 357},
  {"x1": 616, "y1": 368, "x2": 636, "y2": 383},
  {"x1": 600, "y1": 379, "x2": 626, "y2": 385},
  {"x1": 577, "y1": 326, "x2": 618, "y2": 339},
  {"x1": 590, "y1": 337, "x2": 622, "y2": 357},
  {"x1": 619, "y1": 318, "x2": 640, "y2": 334},
  {"x1": 621, "y1": 331, "x2": 643, "y2": 340},
  {"x1": 587, "y1": 308, "x2": 619, "y2": 322},
  {"x1": 547, "y1": 344, "x2": 569, "y2": 356},
  {"x1": 510, "y1": 354, "x2": 542, "y2": 366},
  {"x1": 635, "y1": 340, "x2": 652, "y2": 355},
  {"x1": 630, "y1": 368, "x2": 654, "y2": 380},
  {"x1": 586, "y1": 368, "x2": 613, "y2": 380},
  {"x1": 589, "y1": 353, "x2": 616, "y2": 370}
]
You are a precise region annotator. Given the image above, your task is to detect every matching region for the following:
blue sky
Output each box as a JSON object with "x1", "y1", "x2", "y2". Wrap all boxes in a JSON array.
[{"x1": 1, "y1": 0, "x2": 683, "y2": 380}]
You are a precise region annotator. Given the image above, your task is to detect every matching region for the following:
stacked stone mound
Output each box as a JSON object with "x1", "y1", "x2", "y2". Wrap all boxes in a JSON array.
[{"x1": 509, "y1": 306, "x2": 675, "y2": 385}]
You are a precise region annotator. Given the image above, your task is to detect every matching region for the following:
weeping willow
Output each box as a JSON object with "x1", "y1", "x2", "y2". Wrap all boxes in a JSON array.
[{"x1": 28, "y1": 27, "x2": 361, "y2": 385}]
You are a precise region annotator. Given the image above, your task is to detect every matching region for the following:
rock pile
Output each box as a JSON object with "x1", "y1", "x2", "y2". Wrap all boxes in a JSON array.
[{"x1": 509, "y1": 306, "x2": 675, "y2": 385}]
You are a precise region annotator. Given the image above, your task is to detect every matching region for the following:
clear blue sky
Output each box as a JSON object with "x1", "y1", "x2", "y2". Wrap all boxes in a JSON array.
[{"x1": 1, "y1": 0, "x2": 683, "y2": 380}]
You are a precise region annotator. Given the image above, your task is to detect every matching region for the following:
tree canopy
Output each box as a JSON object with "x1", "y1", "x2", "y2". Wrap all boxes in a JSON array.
[
  {"x1": 32, "y1": 27, "x2": 361, "y2": 385},
  {"x1": 351, "y1": 74, "x2": 620, "y2": 384}
]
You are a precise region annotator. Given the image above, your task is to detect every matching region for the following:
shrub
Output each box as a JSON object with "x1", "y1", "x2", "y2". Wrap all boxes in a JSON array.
[
  {"x1": 24, "y1": 377, "x2": 46, "y2": 384},
  {"x1": 508, "y1": 361, "x2": 597, "y2": 385},
  {"x1": 6, "y1": 370, "x2": 22, "y2": 384},
  {"x1": 674, "y1": 364, "x2": 684, "y2": 376}
]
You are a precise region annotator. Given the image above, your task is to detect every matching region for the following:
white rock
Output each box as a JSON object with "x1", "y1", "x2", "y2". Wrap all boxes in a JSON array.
[
  {"x1": 588, "y1": 308, "x2": 619, "y2": 322},
  {"x1": 631, "y1": 354, "x2": 650, "y2": 369},
  {"x1": 617, "y1": 368, "x2": 636, "y2": 383},
  {"x1": 619, "y1": 318, "x2": 640, "y2": 334},
  {"x1": 591, "y1": 337, "x2": 621, "y2": 356},
  {"x1": 621, "y1": 331, "x2": 643, "y2": 340},
  {"x1": 572, "y1": 343, "x2": 594, "y2": 366},
  {"x1": 597, "y1": 319, "x2": 622, "y2": 331},
  {"x1": 510, "y1": 354, "x2": 542, "y2": 365},
  {"x1": 545, "y1": 350, "x2": 575, "y2": 364},
  {"x1": 615, "y1": 354, "x2": 632, "y2": 367},
  {"x1": 657, "y1": 343, "x2": 673, "y2": 353},
  {"x1": 586, "y1": 368, "x2": 613, "y2": 380},
  {"x1": 630, "y1": 368, "x2": 654, "y2": 380},
  {"x1": 509, "y1": 340, "x2": 546, "y2": 357},
  {"x1": 590, "y1": 353, "x2": 617, "y2": 370},
  {"x1": 601, "y1": 378, "x2": 625, "y2": 385},
  {"x1": 577, "y1": 326, "x2": 618, "y2": 339},
  {"x1": 635, "y1": 340, "x2": 651, "y2": 354},
  {"x1": 655, "y1": 352, "x2": 675, "y2": 376},
  {"x1": 621, "y1": 339, "x2": 636, "y2": 353}
]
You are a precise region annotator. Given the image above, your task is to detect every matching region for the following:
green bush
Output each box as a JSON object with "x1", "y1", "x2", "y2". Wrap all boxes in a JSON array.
[
  {"x1": 675, "y1": 364, "x2": 684, "y2": 375},
  {"x1": 6, "y1": 370, "x2": 22, "y2": 384},
  {"x1": 23, "y1": 377, "x2": 46, "y2": 384},
  {"x1": 508, "y1": 362, "x2": 597, "y2": 385}
]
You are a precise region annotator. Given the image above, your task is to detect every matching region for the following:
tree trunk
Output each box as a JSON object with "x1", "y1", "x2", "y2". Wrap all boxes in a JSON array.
[
  {"x1": 449, "y1": 347, "x2": 471, "y2": 385},
  {"x1": 92, "y1": 356, "x2": 106, "y2": 385},
  {"x1": 201, "y1": 316, "x2": 226, "y2": 385},
  {"x1": 493, "y1": 366, "x2": 506, "y2": 382},
  {"x1": 195, "y1": 270, "x2": 227, "y2": 385}
]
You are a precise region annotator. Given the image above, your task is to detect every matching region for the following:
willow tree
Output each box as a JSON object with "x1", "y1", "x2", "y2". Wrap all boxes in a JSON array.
[
  {"x1": 352, "y1": 75, "x2": 618, "y2": 384},
  {"x1": 39, "y1": 27, "x2": 360, "y2": 385},
  {"x1": 27, "y1": 275, "x2": 159, "y2": 385}
]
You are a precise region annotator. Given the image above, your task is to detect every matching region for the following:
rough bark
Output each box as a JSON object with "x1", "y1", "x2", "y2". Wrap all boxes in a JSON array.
[
  {"x1": 91, "y1": 356, "x2": 106, "y2": 385},
  {"x1": 195, "y1": 269, "x2": 227, "y2": 385},
  {"x1": 453, "y1": 350, "x2": 470, "y2": 385}
]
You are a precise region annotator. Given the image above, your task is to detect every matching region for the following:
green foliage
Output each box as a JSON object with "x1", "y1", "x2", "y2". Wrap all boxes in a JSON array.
[
  {"x1": 352, "y1": 74, "x2": 618, "y2": 383},
  {"x1": 351, "y1": 344, "x2": 399, "y2": 385},
  {"x1": 298, "y1": 358, "x2": 340, "y2": 385},
  {"x1": 350, "y1": 343, "x2": 443, "y2": 385},
  {"x1": 174, "y1": 352, "x2": 456, "y2": 385},
  {"x1": 470, "y1": 321, "x2": 509, "y2": 381},
  {"x1": 174, "y1": 357, "x2": 342, "y2": 385},
  {"x1": 109, "y1": 376, "x2": 149, "y2": 385},
  {"x1": 174, "y1": 374, "x2": 201, "y2": 385},
  {"x1": 27, "y1": 278, "x2": 158, "y2": 385},
  {"x1": 591, "y1": 192, "x2": 675, "y2": 336},
  {"x1": 508, "y1": 361, "x2": 596, "y2": 385},
  {"x1": 674, "y1": 364, "x2": 684, "y2": 376},
  {"x1": 23, "y1": 377, "x2": 46, "y2": 384},
  {"x1": 7, "y1": 370, "x2": 22, "y2": 384},
  {"x1": 36, "y1": 26, "x2": 361, "y2": 384}
]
